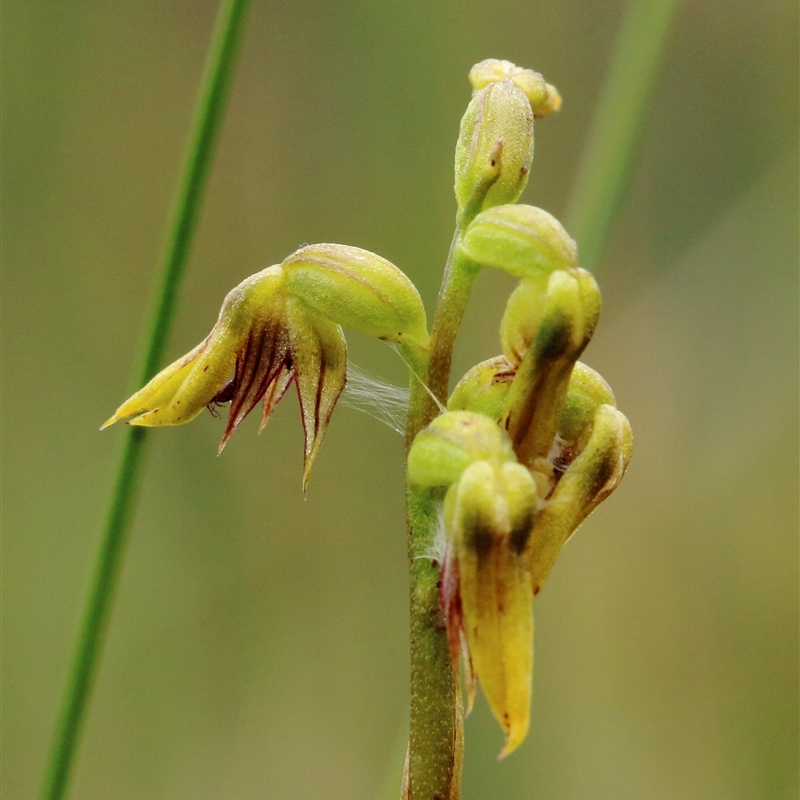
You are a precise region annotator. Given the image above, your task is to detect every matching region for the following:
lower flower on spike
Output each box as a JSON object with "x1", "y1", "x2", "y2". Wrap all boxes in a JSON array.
[
  {"x1": 408, "y1": 411, "x2": 540, "y2": 756},
  {"x1": 102, "y1": 265, "x2": 347, "y2": 489},
  {"x1": 442, "y1": 459, "x2": 538, "y2": 758}
]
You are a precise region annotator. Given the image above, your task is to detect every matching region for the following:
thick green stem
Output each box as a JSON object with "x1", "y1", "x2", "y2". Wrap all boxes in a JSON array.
[
  {"x1": 405, "y1": 482, "x2": 463, "y2": 800},
  {"x1": 405, "y1": 352, "x2": 463, "y2": 798},
  {"x1": 39, "y1": 3, "x2": 251, "y2": 798}
]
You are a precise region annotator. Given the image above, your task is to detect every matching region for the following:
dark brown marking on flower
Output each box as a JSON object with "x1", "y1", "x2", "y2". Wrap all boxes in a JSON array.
[
  {"x1": 222, "y1": 321, "x2": 287, "y2": 448},
  {"x1": 314, "y1": 359, "x2": 326, "y2": 435},
  {"x1": 228, "y1": 325, "x2": 267, "y2": 424},
  {"x1": 533, "y1": 585, "x2": 540, "y2": 596},
  {"x1": 510, "y1": 515, "x2": 533, "y2": 554},
  {"x1": 440, "y1": 550, "x2": 464, "y2": 671},
  {"x1": 469, "y1": 523, "x2": 494, "y2": 557},
  {"x1": 431, "y1": 559, "x2": 439, "y2": 569}
]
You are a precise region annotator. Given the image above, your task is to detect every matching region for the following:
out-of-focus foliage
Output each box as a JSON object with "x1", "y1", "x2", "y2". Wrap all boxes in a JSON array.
[{"x1": 3, "y1": 1, "x2": 797, "y2": 798}]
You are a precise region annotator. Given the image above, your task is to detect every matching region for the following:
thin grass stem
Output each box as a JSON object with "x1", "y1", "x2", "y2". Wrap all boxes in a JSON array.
[
  {"x1": 565, "y1": 0, "x2": 680, "y2": 272},
  {"x1": 38, "y1": 2, "x2": 251, "y2": 798}
]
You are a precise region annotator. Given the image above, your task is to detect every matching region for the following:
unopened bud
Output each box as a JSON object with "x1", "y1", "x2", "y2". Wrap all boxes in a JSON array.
[
  {"x1": 500, "y1": 278, "x2": 549, "y2": 366},
  {"x1": 447, "y1": 356, "x2": 514, "y2": 422},
  {"x1": 454, "y1": 80, "x2": 534, "y2": 222},
  {"x1": 468, "y1": 59, "x2": 550, "y2": 110},
  {"x1": 282, "y1": 244, "x2": 428, "y2": 347},
  {"x1": 407, "y1": 410, "x2": 513, "y2": 487},
  {"x1": 570, "y1": 403, "x2": 633, "y2": 528},
  {"x1": 459, "y1": 204, "x2": 577, "y2": 280}
]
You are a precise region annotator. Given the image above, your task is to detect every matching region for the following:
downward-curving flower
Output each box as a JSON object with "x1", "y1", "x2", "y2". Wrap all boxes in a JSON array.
[
  {"x1": 104, "y1": 244, "x2": 428, "y2": 489},
  {"x1": 408, "y1": 411, "x2": 540, "y2": 757},
  {"x1": 102, "y1": 265, "x2": 347, "y2": 488}
]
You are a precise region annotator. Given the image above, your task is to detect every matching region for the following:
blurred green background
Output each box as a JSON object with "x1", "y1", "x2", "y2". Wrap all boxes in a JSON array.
[{"x1": 3, "y1": 1, "x2": 798, "y2": 798}]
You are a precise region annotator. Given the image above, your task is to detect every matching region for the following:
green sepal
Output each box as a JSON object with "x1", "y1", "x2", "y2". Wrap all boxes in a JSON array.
[
  {"x1": 459, "y1": 204, "x2": 577, "y2": 281},
  {"x1": 557, "y1": 362, "x2": 616, "y2": 455},
  {"x1": 285, "y1": 298, "x2": 348, "y2": 491},
  {"x1": 499, "y1": 278, "x2": 549, "y2": 366},
  {"x1": 454, "y1": 81, "x2": 534, "y2": 222},
  {"x1": 282, "y1": 243, "x2": 428, "y2": 348},
  {"x1": 407, "y1": 411, "x2": 514, "y2": 487}
]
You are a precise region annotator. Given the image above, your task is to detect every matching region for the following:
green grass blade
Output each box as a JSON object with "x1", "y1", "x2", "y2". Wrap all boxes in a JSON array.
[
  {"x1": 39, "y1": 2, "x2": 252, "y2": 798},
  {"x1": 566, "y1": 0, "x2": 680, "y2": 272}
]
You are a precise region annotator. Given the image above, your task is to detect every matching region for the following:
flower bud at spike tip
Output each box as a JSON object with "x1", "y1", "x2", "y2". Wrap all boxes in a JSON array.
[
  {"x1": 468, "y1": 59, "x2": 552, "y2": 113},
  {"x1": 459, "y1": 204, "x2": 578, "y2": 280},
  {"x1": 454, "y1": 80, "x2": 534, "y2": 221},
  {"x1": 282, "y1": 244, "x2": 428, "y2": 348}
]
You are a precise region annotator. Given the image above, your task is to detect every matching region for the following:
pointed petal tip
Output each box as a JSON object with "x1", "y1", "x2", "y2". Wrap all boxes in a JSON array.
[
  {"x1": 217, "y1": 429, "x2": 233, "y2": 455},
  {"x1": 498, "y1": 734, "x2": 522, "y2": 760},
  {"x1": 497, "y1": 717, "x2": 529, "y2": 759},
  {"x1": 99, "y1": 415, "x2": 118, "y2": 431},
  {"x1": 301, "y1": 447, "x2": 321, "y2": 497},
  {"x1": 464, "y1": 683, "x2": 476, "y2": 717}
]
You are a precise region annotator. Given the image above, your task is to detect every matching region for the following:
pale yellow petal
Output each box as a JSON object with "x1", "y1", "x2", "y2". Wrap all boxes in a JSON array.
[{"x1": 101, "y1": 338, "x2": 209, "y2": 429}]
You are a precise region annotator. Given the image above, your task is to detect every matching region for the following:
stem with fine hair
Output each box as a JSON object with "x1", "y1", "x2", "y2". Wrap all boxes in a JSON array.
[
  {"x1": 565, "y1": 0, "x2": 680, "y2": 272},
  {"x1": 402, "y1": 238, "x2": 475, "y2": 796},
  {"x1": 39, "y1": 2, "x2": 251, "y2": 798}
]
